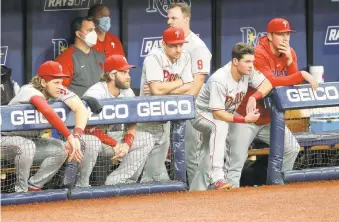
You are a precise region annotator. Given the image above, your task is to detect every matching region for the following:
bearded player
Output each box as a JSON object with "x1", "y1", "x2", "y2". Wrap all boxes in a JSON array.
[{"x1": 77, "y1": 55, "x2": 154, "y2": 186}]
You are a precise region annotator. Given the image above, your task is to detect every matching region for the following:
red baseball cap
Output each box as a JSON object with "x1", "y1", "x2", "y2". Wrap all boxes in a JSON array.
[
  {"x1": 104, "y1": 55, "x2": 135, "y2": 73},
  {"x1": 37, "y1": 61, "x2": 69, "y2": 81},
  {"x1": 163, "y1": 27, "x2": 188, "y2": 44},
  {"x1": 267, "y1": 18, "x2": 295, "y2": 33}
]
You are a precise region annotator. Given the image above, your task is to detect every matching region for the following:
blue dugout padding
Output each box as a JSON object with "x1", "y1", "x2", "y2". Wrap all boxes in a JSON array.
[
  {"x1": 267, "y1": 82, "x2": 339, "y2": 185},
  {"x1": 1, "y1": 189, "x2": 68, "y2": 206},
  {"x1": 69, "y1": 182, "x2": 187, "y2": 200},
  {"x1": 0, "y1": 95, "x2": 194, "y2": 205},
  {"x1": 0, "y1": 95, "x2": 195, "y2": 131}
]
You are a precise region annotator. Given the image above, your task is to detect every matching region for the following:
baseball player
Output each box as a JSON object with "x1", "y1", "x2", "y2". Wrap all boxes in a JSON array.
[
  {"x1": 76, "y1": 55, "x2": 154, "y2": 187},
  {"x1": 139, "y1": 27, "x2": 194, "y2": 183},
  {"x1": 0, "y1": 61, "x2": 87, "y2": 192},
  {"x1": 167, "y1": 2, "x2": 212, "y2": 186},
  {"x1": 191, "y1": 42, "x2": 273, "y2": 190},
  {"x1": 226, "y1": 18, "x2": 319, "y2": 188}
]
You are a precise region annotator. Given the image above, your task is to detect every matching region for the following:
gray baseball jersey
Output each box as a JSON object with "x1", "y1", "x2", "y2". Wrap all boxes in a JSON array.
[
  {"x1": 9, "y1": 84, "x2": 75, "y2": 105},
  {"x1": 183, "y1": 32, "x2": 211, "y2": 76},
  {"x1": 83, "y1": 81, "x2": 135, "y2": 99},
  {"x1": 78, "y1": 81, "x2": 153, "y2": 187},
  {"x1": 196, "y1": 62, "x2": 266, "y2": 114},
  {"x1": 140, "y1": 47, "x2": 193, "y2": 96},
  {"x1": 2, "y1": 84, "x2": 73, "y2": 191}
]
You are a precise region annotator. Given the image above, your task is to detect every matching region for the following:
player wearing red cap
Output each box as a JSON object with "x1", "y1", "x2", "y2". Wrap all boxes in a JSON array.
[
  {"x1": 1, "y1": 61, "x2": 88, "y2": 192},
  {"x1": 139, "y1": 27, "x2": 194, "y2": 182},
  {"x1": 76, "y1": 55, "x2": 154, "y2": 187},
  {"x1": 225, "y1": 18, "x2": 319, "y2": 188}
]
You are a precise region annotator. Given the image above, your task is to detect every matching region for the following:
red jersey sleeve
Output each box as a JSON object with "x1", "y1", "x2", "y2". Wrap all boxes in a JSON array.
[
  {"x1": 254, "y1": 51, "x2": 303, "y2": 87},
  {"x1": 54, "y1": 46, "x2": 75, "y2": 87},
  {"x1": 286, "y1": 49, "x2": 303, "y2": 83}
]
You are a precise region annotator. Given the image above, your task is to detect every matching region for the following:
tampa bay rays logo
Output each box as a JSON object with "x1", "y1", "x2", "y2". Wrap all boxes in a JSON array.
[
  {"x1": 52, "y1": 38, "x2": 68, "y2": 58},
  {"x1": 146, "y1": 0, "x2": 191, "y2": 18},
  {"x1": 0, "y1": 46, "x2": 8, "y2": 65},
  {"x1": 240, "y1": 27, "x2": 267, "y2": 47}
]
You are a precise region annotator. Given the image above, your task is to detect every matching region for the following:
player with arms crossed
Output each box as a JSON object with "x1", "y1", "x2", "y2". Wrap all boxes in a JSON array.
[
  {"x1": 191, "y1": 43, "x2": 273, "y2": 190},
  {"x1": 140, "y1": 27, "x2": 194, "y2": 182},
  {"x1": 226, "y1": 18, "x2": 319, "y2": 188},
  {"x1": 1, "y1": 61, "x2": 87, "y2": 192},
  {"x1": 76, "y1": 55, "x2": 154, "y2": 186},
  {"x1": 167, "y1": 2, "x2": 212, "y2": 186}
]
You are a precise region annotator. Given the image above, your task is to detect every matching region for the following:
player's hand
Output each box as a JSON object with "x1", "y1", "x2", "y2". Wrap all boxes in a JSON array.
[
  {"x1": 278, "y1": 41, "x2": 292, "y2": 62},
  {"x1": 300, "y1": 71, "x2": 319, "y2": 91},
  {"x1": 66, "y1": 135, "x2": 83, "y2": 163},
  {"x1": 143, "y1": 83, "x2": 150, "y2": 95},
  {"x1": 246, "y1": 96, "x2": 257, "y2": 114},
  {"x1": 112, "y1": 143, "x2": 129, "y2": 161},
  {"x1": 245, "y1": 109, "x2": 260, "y2": 123}
]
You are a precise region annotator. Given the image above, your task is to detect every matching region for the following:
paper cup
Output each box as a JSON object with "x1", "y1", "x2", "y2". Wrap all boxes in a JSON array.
[{"x1": 309, "y1": 66, "x2": 324, "y2": 83}]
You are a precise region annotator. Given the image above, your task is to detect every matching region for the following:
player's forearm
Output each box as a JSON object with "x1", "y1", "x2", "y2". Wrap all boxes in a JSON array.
[
  {"x1": 252, "y1": 79, "x2": 273, "y2": 99},
  {"x1": 212, "y1": 110, "x2": 234, "y2": 123},
  {"x1": 169, "y1": 82, "x2": 193, "y2": 95},
  {"x1": 74, "y1": 104, "x2": 89, "y2": 130},
  {"x1": 65, "y1": 96, "x2": 89, "y2": 130},
  {"x1": 190, "y1": 74, "x2": 206, "y2": 97},
  {"x1": 126, "y1": 124, "x2": 137, "y2": 137},
  {"x1": 30, "y1": 96, "x2": 71, "y2": 138},
  {"x1": 149, "y1": 80, "x2": 183, "y2": 95}
]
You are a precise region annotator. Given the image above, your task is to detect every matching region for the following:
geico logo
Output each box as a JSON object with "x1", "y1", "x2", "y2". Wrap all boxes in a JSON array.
[
  {"x1": 11, "y1": 108, "x2": 66, "y2": 125},
  {"x1": 140, "y1": 37, "x2": 162, "y2": 57},
  {"x1": 88, "y1": 104, "x2": 128, "y2": 120},
  {"x1": 286, "y1": 86, "x2": 339, "y2": 102},
  {"x1": 137, "y1": 100, "x2": 191, "y2": 117}
]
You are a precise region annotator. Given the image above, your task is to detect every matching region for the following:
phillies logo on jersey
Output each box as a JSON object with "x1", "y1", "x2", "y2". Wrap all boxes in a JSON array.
[
  {"x1": 272, "y1": 69, "x2": 288, "y2": 77},
  {"x1": 52, "y1": 38, "x2": 68, "y2": 58},
  {"x1": 0, "y1": 46, "x2": 8, "y2": 65},
  {"x1": 44, "y1": 0, "x2": 102, "y2": 11},
  {"x1": 146, "y1": 0, "x2": 191, "y2": 18},
  {"x1": 225, "y1": 92, "x2": 246, "y2": 112},
  {"x1": 163, "y1": 70, "x2": 179, "y2": 81},
  {"x1": 240, "y1": 27, "x2": 266, "y2": 46}
]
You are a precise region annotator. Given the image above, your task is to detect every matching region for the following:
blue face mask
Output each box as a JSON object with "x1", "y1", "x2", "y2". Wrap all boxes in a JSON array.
[{"x1": 98, "y1": 16, "x2": 111, "y2": 32}]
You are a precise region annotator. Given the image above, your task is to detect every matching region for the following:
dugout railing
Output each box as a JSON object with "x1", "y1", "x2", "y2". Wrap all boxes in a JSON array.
[
  {"x1": 1, "y1": 95, "x2": 195, "y2": 205},
  {"x1": 266, "y1": 82, "x2": 339, "y2": 184}
]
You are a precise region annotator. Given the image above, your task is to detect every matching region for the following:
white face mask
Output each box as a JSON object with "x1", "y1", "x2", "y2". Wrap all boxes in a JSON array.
[{"x1": 82, "y1": 30, "x2": 97, "y2": 47}]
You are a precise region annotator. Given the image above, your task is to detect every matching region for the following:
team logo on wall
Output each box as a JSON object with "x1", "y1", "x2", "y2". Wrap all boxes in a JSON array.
[
  {"x1": 140, "y1": 36, "x2": 162, "y2": 57},
  {"x1": 324, "y1": 26, "x2": 339, "y2": 45},
  {"x1": 53, "y1": 39, "x2": 68, "y2": 58},
  {"x1": 0, "y1": 46, "x2": 8, "y2": 65},
  {"x1": 44, "y1": 0, "x2": 103, "y2": 11},
  {"x1": 146, "y1": 0, "x2": 191, "y2": 18},
  {"x1": 140, "y1": 33, "x2": 199, "y2": 57},
  {"x1": 240, "y1": 27, "x2": 266, "y2": 47}
]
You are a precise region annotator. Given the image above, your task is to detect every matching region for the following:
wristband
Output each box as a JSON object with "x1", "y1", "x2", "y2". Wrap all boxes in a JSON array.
[
  {"x1": 73, "y1": 127, "x2": 84, "y2": 138},
  {"x1": 250, "y1": 91, "x2": 263, "y2": 100},
  {"x1": 124, "y1": 133, "x2": 135, "y2": 148},
  {"x1": 233, "y1": 116, "x2": 245, "y2": 123}
]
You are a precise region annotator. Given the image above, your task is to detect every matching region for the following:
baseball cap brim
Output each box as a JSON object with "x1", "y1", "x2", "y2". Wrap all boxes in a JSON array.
[
  {"x1": 118, "y1": 64, "x2": 136, "y2": 71},
  {"x1": 275, "y1": 29, "x2": 296, "y2": 33},
  {"x1": 165, "y1": 40, "x2": 188, "y2": 44}
]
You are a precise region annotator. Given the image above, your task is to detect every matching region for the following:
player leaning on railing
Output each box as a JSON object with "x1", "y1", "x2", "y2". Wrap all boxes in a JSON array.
[
  {"x1": 0, "y1": 61, "x2": 88, "y2": 192},
  {"x1": 77, "y1": 55, "x2": 154, "y2": 187}
]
